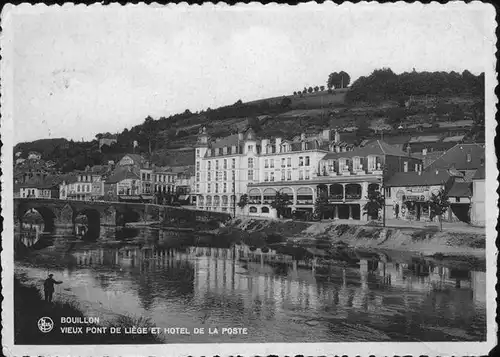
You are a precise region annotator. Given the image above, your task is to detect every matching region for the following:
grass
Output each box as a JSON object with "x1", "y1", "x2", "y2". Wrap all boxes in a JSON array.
[{"x1": 14, "y1": 277, "x2": 164, "y2": 344}]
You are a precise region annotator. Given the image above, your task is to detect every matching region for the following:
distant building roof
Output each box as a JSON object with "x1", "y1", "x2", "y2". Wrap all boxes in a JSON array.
[
  {"x1": 385, "y1": 169, "x2": 452, "y2": 187},
  {"x1": 19, "y1": 175, "x2": 63, "y2": 189},
  {"x1": 322, "y1": 140, "x2": 410, "y2": 160},
  {"x1": 106, "y1": 167, "x2": 140, "y2": 183},
  {"x1": 448, "y1": 182, "x2": 472, "y2": 197},
  {"x1": 408, "y1": 135, "x2": 441, "y2": 143},
  {"x1": 442, "y1": 135, "x2": 465, "y2": 143},
  {"x1": 119, "y1": 154, "x2": 145, "y2": 165},
  {"x1": 426, "y1": 143, "x2": 485, "y2": 171},
  {"x1": 473, "y1": 165, "x2": 485, "y2": 180}
]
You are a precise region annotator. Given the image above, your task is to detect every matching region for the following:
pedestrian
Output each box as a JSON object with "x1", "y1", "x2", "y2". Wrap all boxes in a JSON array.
[
  {"x1": 43, "y1": 273, "x2": 63, "y2": 303},
  {"x1": 395, "y1": 203, "x2": 400, "y2": 219}
]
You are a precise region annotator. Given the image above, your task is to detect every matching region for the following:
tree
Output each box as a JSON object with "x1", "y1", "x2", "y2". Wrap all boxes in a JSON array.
[
  {"x1": 338, "y1": 71, "x2": 351, "y2": 88},
  {"x1": 308, "y1": 87, "x2": 313, "y2": 93},
  {"x1": 237, "y1": 194, "x2": 249, "y2": 210},
  {"x1": 428, "y1": 188, "x2": 450, "y2": 231},
  {"x1": 293, "y1": 91, "x2": 297, "y2": 95},
  {"x1": 270, "y1": 192, "x2": 292, "y2": 218},
  {"x1": 363, "y1": 190, "x2": 385, "y2": 221},
  {"x1": 140, "y1": 116, "x2": 157, "y2": 155},
  {"x1": 320, "y1": 85, "x2": 325, "y2": 91},
  {"x1": 328, "y1": 71, "x2": 351, "y2": 89},
  {"x1": 314, "y1": 86, "x2": 319, "y2": 92},
  {"x1": 313, "y1": 192, "x2": 329, "y2": 220}
]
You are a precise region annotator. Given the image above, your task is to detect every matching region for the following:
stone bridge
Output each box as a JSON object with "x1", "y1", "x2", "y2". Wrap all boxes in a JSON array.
[{"x1": 14, "y1": 198, "x2": 232, "y2": 237}]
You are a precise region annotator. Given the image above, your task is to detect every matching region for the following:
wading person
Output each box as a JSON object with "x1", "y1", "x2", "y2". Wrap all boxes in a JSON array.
[{"x1": 43, "y1": 274, "x2": 63, "y2": 303}]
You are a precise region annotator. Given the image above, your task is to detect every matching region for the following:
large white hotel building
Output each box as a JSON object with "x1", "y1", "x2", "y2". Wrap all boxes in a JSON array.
[{"x1": 194, "y1": 126, "x2": 422, "y2": 220}]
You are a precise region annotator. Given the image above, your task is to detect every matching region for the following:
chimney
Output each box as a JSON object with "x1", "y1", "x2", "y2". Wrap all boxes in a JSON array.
[
  {"x1": 406, "y1": 144, "x2": 411, "y2": 156},
  {"x1": 275, "y1": 137, "x2": 282, "y2": 153},
  {"x1": 261, "y1": 139, "x2": 269, "y2": 153},
  {"x1": 422, "y1": 148, "x2": 427, "y2": 156},
  {"x1": 334, "y1": 130, "x2": 340, "y2": 143},
  {"x1": 238, "y1": 132, "x2": 244, "y2": 141},
  {"x1": 322, "y1": 129, "x2": 330, "y2": 141},
  {"x1": 300, "y1": 133, "x2": 306, "y2": 141}
]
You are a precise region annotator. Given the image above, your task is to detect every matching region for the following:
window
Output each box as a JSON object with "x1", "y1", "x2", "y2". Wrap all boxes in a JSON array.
[
  {"x1": 196, "y1": 162, "x2": 200, "y2": 171},
  {"x1": 215, "y1": 184, "x2": 219, "y2": 193},
  {"x1": 248, "y1": 158, "x2": 254, "y2": 168},
  {"x1": 404, "y1": 161, "x2": 408, "y2": 172},
  {"x1": 207, "y1": 172, "x2": 211, "y2": 181},
  {"x1": 248, "y1": 170, "x2": 254, "y2": 181},
  {"x1": 299, "y1": 171, "x2": 304, "y2": 180},
  {"x1": 261, "y1": 207, "x2": 270, "y2": 213},
  {"x1": 232, "y1": 158, "x2": 236, "y2": 169},
  {"x1": 415, "y1": 164, "x2": 418, "y2": 172},
  {"x1": 367, "y1": 156, "x2": 376, "y2": 171},
  {"x1": 287, "y1": 157, "x2": 291, "y2": 167},
  {"x1": 207, "y1": 184, "x2": 211, "y2": 193},
  {"x1": 305, "y1": 170, "x2": 310, "y2": 180},
  {"x1": 264, "y1": 172, "x2": 269, "y2": 182},
  {"x1": 353, "y1": 157, "x2": 360, "y2": 171},
  {"x1": 196, "y1": 149, "x2": 200, "y2": 157},
  {"x1": 208, "y1": 161, "x2": 212, "y2": 170},
  {"x1": 281, "y1": 169, "x2": 285, "y2": 181},
  {"x1": 281, "y1": 158, "x2": 286, "y2": 167},
  {"x1": 249, "y1": 206, "x2": 258, "y2": 213},
  {"x1": 223, "y1": 183, "x2": 227, "y2": 192},
  {"x1": 196, "y1": 173, "x2": 200, "y2": 181},
  {"x1": 77, "y1": 185, "x2": 81, "y2": 192},
  {"x1": 299, "y1": 157, "x2": 304, "y2": 166},
  {"x1": 216, "y1": 160, "x2": 219, "y2": 170},
  {"x1": 248, "y1": 145, "x2": 254, "y2": 152},
  {"x1": 287, "y1": 170, "x2": 292, "y2": 180},
  {"x1": 196, "y1": 184, "x2": 199, "y2": 192},
  {"x1": 270, "y1": 160, "x2": 274, "y2": 168},
  {"x1": 223, "y1": 159, "x2": 227, "y2": 169},
  {"x1": 466, "y1": 153, "x2": 471, "y2": 162},
  {"x1": 265, "y1": 159, "x2": 269, "y2": 168},
  {"x1": 270, "y1": 172, "x2": 275, "y2": 181},
  {"x1": 223, "y1": 171, "x2": 227, "y2": 181},
  {"x1": 232, "y1": 170, "x2": 236, "y2": 181},
  {"x1": 305, "y1": 156, "x2": 310, "y2": 166}
]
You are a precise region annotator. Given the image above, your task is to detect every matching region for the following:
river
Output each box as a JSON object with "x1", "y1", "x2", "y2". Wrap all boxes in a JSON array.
[{"x1": 15, "y1": 225, "x2": 486, "y2": 343}]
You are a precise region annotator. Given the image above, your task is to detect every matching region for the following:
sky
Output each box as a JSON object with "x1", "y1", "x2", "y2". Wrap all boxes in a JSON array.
[{"x1": 8, "y1": 3, "x2": 493, "y2": 144}]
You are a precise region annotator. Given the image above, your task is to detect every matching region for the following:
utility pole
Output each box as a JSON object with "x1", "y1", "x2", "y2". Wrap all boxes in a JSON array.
[{"x1": 233, "y1": 179, "x2": 236, "y2": 218}]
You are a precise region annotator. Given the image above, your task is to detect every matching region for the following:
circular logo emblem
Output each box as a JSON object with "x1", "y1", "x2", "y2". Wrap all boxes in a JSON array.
[{"x1": 38, "y1": 317, "x2": 54, "y2": 333}]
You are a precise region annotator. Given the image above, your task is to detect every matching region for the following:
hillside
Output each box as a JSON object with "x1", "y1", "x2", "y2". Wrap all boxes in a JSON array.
[{"x1": 14, "y1": 69, "x2": 484, "y2": 173}]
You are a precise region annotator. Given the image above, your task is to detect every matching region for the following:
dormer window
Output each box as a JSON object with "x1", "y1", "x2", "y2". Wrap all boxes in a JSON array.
[{"x1": 223, "y1": 147, "x2": 227, "y2": 155}]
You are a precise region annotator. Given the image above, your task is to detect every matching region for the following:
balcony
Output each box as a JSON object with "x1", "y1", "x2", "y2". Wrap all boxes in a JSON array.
[
  {"x1": 296, "y1": 200, "x2": 314, "y2": 205},
  {"x1": 345, "y1": 193, "x2": 362, "y2": 200},
  {"x1": 328, "y1": 194, "x2": 344, "y2": 201}
]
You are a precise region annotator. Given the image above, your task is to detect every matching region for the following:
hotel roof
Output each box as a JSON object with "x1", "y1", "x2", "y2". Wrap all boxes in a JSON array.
[
  {"x1": 385, "y1": 169, "x2": 452, "y2": 187},
  {"x1": 322, "y1": 140, "x2": 410, "y2": 160},
  {"x1": 426, "y1": 143, "x2": 485, "y2": 171}
]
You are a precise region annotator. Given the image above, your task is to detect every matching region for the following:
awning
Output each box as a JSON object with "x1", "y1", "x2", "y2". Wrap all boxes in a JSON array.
[{"x1": 178, "y1": 195, "x2": 190, "y2": 200}]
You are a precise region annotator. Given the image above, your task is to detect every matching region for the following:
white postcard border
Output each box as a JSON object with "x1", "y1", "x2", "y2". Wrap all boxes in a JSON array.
[{"x1": 1, "y1": 2, "x2": 497, "y2": 356}]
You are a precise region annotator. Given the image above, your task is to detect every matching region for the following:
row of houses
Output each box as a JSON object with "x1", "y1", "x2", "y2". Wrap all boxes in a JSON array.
[
  {"x1": 194, "y1": 126, "x2": 486, "y2": 226},
  {"x1": 15, "y1": 154, "x2": 196, "y2": 205}
]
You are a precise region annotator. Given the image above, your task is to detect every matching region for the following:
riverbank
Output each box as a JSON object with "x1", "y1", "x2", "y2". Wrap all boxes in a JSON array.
[
  {"x1": 225, "y1": 217, "x2": 486, "y2": 258},
  {"x1": 14, "y1": 277, "x2": 163, "y2": 344}
]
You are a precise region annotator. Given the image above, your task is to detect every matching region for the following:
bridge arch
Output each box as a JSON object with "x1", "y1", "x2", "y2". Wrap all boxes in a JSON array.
[
  {"x1": 19, "y1": 207, "x2": 56, "y2": 232},
  {"x1": 74, "y1": 208, "x2": 102, "y2": 240}
]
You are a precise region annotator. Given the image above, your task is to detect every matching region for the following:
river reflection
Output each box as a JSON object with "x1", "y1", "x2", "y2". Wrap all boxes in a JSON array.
[{"x1": 15, "y1": 227, "x2": 486, "y2": 343}]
